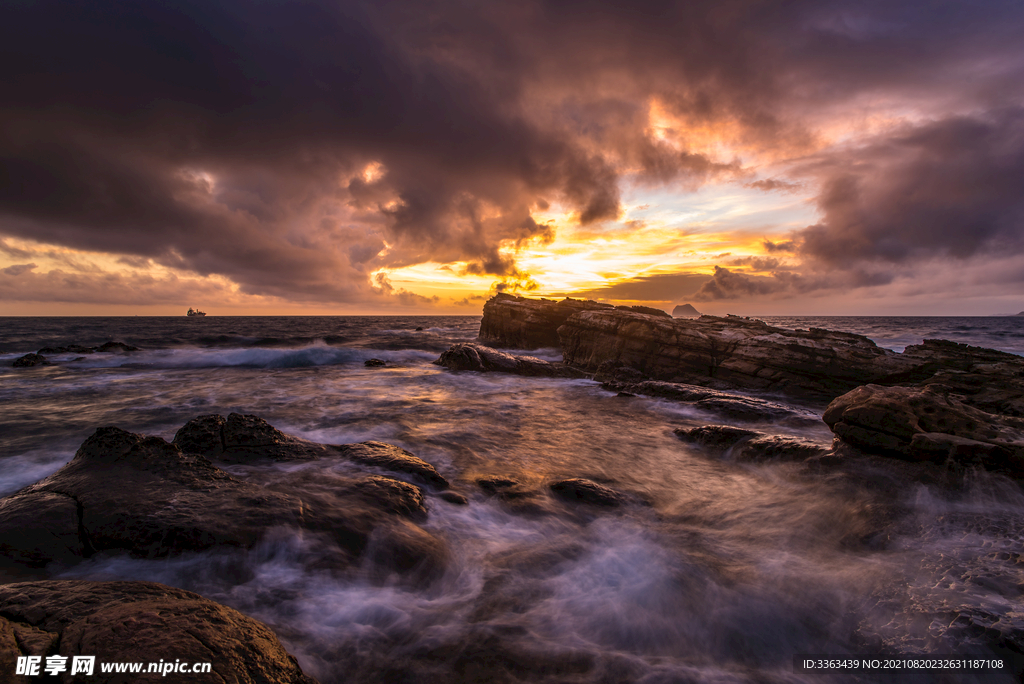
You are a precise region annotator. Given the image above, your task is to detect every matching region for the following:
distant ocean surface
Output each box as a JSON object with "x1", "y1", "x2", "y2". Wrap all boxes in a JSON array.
[{"x1": 2, "y1": 314, "x2": 1023, "y2": 683}]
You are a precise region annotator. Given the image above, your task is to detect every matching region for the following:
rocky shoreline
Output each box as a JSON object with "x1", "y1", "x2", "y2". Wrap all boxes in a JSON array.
[
  {"x1": 3, "y1": 301, "x2": 1023, "y2": 680},
  {"x1": 440, "y1": 293, "x2": 1024, "y2": 480},
  {"x1": 0, "y1": 412, "x2": 650, "y2": 681}
]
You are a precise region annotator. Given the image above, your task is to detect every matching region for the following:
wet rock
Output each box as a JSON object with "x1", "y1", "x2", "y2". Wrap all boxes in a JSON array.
[
  {"x1": 434, "y1": 342, "x2": 587, "y2": 378},
  {"x1": 602, "y1": 379, "x2": 820, "y2": 425},
  {"x1": 174, "y1": 413, "x2": 334, "y2": 462},
  {"x1": 899, "y1": 339, "x2": 1024, "y2": 417},
  {"x1": 674, "y1": 425, "x2": 760, "y2": 451},
  {"x1": 478, "y1": 292, "x2": 615, "y2": 349},
  {"x1": 415, "y1": 326, "x2": 424, "y2": 331},
  {"x1": 0, "y1": 422, "x2": 446, "y2": 577},
  {"x1": 364, "y1": 358, "x2": 387, "y2": 367},
  {"x1": 549, "y1": 478, "x2": 626, "y2": 507},
  {"x1": 337, "y1": 441, "x2": 449, "y2": 488},
  {"x1": 675, "y1": 425, "x2": 828, "y2": 462},
  {"x1": 439, "y1": 491, "x2": 469, "y2": 505},
  {"x1": 824, "y1": 384, "x2": 1024, "y2": 476},
  {"x1": 0, "y1": 580, "x2": 318, "y2": 684},
  {"x1": 476, "y1": 476, "x2": 524, "y2": 496},
  {"x1": 174, "y1": 414, "x2": 449, "y2": 487},
  {"x1": 12, "y1": 353, "x2": 49, "y2": 367},
  {"x1": 559, "y1": 308, "x2": 916, "y2": 402}
]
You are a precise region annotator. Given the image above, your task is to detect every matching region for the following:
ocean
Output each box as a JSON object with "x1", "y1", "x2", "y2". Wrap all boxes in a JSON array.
[{"x1": 2, "y1": 315, "x2": 1023, "y2": 683}]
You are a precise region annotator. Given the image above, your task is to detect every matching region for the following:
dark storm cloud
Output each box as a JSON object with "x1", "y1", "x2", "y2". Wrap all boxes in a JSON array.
[
  {"x1": 799, "y1": 109, "x2": 1024, "y2": 265},
  {"x1": 2, "y1": 0, "x2": 1023, "y2": 304}
]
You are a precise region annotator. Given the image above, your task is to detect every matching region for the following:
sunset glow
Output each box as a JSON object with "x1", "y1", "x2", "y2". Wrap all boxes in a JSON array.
[{"x1": 2, "y1": 1, "x2": 1023, "y2": 315}]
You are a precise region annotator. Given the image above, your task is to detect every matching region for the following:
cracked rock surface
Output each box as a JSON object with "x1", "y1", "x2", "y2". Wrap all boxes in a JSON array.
[{"x1": 0, "y1": 580, "x2": 317, "y2": 683}]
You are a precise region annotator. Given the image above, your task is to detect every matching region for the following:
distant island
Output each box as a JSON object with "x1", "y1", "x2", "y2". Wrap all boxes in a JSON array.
[{"x1": 672, "y1": 303, "x2": 700, "y2": 317}]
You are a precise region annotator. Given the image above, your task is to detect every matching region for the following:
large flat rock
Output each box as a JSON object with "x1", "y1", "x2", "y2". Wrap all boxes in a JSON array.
[
  {"x1": 478, "y1": 292, "x2": 668, "y2": 349},
  {"x1": 558, "y1": 309, "x2": 914, "y2": 401}
]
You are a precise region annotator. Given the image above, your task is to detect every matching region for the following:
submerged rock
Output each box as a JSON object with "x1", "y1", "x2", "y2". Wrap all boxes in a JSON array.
[
  {"x1": 0, "y1": 418, "x2": 448, "y2": 578},
  {"x1": 0, "y1": 580, "x2": 317, "y2": 684},
  {"x1": 434, "y1": 343, "x2": 587, "y2": 378},
  {"x1": 549, "y1": 478, "x2": 626, "y2": 507},
  {"x1": 12, "y1": 353, "x2": 49, "y2": 367},
  {"x1": 601, "y1": 379, "x2": 820, "y2": 425},
  {"x1": 824, "y1": 384, "x2": 1024, "y2": 476},
  {"x1": 675, "y1": 425, "x2": 828, "y2": 463}
]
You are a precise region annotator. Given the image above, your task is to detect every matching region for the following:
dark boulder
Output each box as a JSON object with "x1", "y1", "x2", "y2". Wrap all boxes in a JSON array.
[
  {"x1": 12, "y1": 353, "x2": 49, "y2": 367},
  {"x1": 0, "y1": 580, "x2": 317, "y2": 684},
  {"x1": 174, "y1": 413, "x2": 332, "y2": 462},
  {"x1": 364, "y1": 358, "x2": 387, "y2": 367},
  {"x1": 0, "y1": 421, "x2": 447, "y2": 578},
  {"x1": 434, "y1": 343, "x2": 587, "y2": 378},
  {"x1": 336, "y1": 441, "x2": 449, "y2": 488},
  {"x1": 675, "y1": 425, "x2": 828, "y2": 462},
  {"x1": 549, "y1": 478, "x2": 626, "y2": 507},
  {"x1": 173, "y1": 414, "x2": 449, "y2": 487}
]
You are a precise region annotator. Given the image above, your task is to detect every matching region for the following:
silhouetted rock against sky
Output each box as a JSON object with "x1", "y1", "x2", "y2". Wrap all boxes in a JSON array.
[{"x1": 672, "y1": 303, "x2": 700, "y2": 316}]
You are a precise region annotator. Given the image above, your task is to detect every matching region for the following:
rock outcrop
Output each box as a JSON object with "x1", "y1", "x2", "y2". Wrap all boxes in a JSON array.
[
  {"x1": 0, "y1": 580, "x2": 317, "y2": 683},
  {"x1": 600, "y1": 379, "x2": 820, "y2": 425},
  {"x1": 12, "y1": 353, "x2": 50, "y2": 367},
  {"x1": 823, "y1": 384, "x2": 1024, "y2": 476},
  {"x1": 478, "y1": 293, "x2": 670, "y2": 350},
  {"x1": 172, "y1": 413, "x2": 450, "y2": 487},
  {"x1": 672, "y1": 303, "x2": 700, "y2": 316},
  {"x1": 559, "y1": 310, "x2": 915, "y2": 401},
  {"x1": 675, "y1": 425, "x2": 828, "y2": 462},
  {"x1": 821, "y1": 340, "x2": 1024, "y2": 476},
  {"x1": 434, "y1": 343, "x2": 587, "y2": 378},
  {"x1": 478, "y1": 293, "x2": 616, "y2": 349},
  {"x1": 0, "y1": 417, "x2": 448, "y2": 578},
  {"x1": 549, "y1": 478, "x2": 626, "y2": 507}
]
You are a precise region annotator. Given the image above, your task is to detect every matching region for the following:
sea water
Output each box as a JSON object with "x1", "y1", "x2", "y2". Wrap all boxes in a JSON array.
[{"x1": 1, "y1": 315, "x2": 1023, "y2": 683}]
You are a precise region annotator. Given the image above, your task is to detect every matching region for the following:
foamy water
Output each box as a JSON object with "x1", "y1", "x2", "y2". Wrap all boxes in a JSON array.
[{"x1": 2, "y1": 315, "x2": 1023, "y2": 682}]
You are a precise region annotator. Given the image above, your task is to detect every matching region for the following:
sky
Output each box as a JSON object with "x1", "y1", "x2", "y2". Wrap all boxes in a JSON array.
[{"x1": 2, "y1": 0, "x2": 1024, "y2": 316}]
